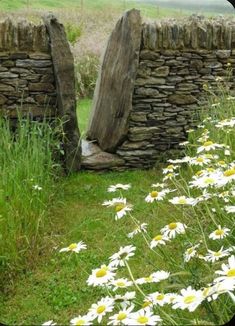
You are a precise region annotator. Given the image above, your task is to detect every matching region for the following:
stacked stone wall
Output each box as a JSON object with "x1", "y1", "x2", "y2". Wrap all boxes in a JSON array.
[
  {"x1": 115, "y1": 17, "x2": 235, "y2": 168},
  {"x1": 0, "y1": 19, "x2": 56, "y2": 119}
]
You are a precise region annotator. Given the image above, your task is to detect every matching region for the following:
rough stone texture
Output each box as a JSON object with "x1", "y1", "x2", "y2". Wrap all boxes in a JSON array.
[
  {"x1": 0, "y1": 20, "x2": 56, "y2": 118},
  {"x1": 43, "y1": 14, "x2": 81, "y2": 173},
  {"x1": 81, "y1": 140, "x2": 125, "y2": 170},
  {"x1": 88, "y1": 14, "x2": 235, "y2": 169},
  {"x1": 0, "y1": 17, "x2": 81, "y2": 173},
  {"x1": 87, "y1": 9, "x2": 142, "y2": 152}
]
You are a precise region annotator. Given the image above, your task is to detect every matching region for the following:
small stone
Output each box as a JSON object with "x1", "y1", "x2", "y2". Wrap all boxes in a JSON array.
[
  {"x1": 0, "y1": 72, "x2": 18, "y2": 78},
  {"x1": 28, "y1": 83, "x2": 55, "y2": 92},
  {"x1": 168, "y1": 94, "x2": 197, "y2": 105},
  {"x1": 16, "y1": 59, "x2": 52, "y2": 68},
  {"x1": 152, "y1": 66, "x2": 169, "y2": 77},
  {"x1": 29, "y1": 53, "x2": 51, "y2": 60},
  {"x1": 135, "y1": 87, "x2": 159, "y2": 96},
  {"x1": 135, "y1": 77, "x2": 165, "y2": 86},
  {"x1": 216, "y1": 50, "x2": 231, "y2": 59},
  {"x1": 9, "y1": 53, "x2": 28, "y2": 59},
  {"x1": 0, "y1": 94, "x2": 7, "y2": 105},
  {"x1": 2, "y1": 60, "x2": 14, "y2": 68},
  {"x1": 0, "y1": 84, "x2": 15, "y2": 92}
]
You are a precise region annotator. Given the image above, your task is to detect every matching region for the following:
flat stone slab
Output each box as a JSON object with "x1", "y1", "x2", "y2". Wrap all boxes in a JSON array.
[{"x1": 81, "y1": 140, "x2": 125, "y2": 170}]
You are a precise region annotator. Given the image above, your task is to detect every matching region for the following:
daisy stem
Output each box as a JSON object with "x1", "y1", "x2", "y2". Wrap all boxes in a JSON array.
[{"x1": 124, "y1": 261, "x2": 146, "y2": 298}]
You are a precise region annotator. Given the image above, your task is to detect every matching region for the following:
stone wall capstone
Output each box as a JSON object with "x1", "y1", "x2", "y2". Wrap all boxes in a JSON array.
[{"x1": 86, "y1": 13, "x2": 235, "y2": 170}]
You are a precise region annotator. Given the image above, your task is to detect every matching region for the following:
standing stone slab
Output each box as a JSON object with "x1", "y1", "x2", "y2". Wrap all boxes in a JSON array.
[
  {"x1": 44, "y1": 14, "x2": 81, "y2": 172},
  {"x1": 87, "y1": 9, "x2": 142, "y2": 152}
]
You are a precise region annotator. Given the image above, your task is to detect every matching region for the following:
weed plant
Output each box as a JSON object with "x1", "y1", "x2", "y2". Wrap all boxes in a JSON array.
[{"x1": 0, "y1": 116, "x2": 62, "y2": 287}]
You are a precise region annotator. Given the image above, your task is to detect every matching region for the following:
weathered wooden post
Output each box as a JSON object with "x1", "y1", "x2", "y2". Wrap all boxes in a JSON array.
[
  {"x1": 44, "y1": 14, "x2": 82, "y2": 173},
  {"x1": 87, "y1": 9, "x2": 142, "y2": 152}
]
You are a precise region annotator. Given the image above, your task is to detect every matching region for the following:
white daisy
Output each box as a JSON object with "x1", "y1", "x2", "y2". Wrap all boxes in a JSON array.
[
  {"x1": 33, "y1": 184, "x2": 42, "y2": 191},
  {"x1": 114, "y1": 291, "x2": 136, "y2": 307},
  {"x1": 161, "y1": 222, "x2": 187, "y2": 239},
  {"x1": 184, "y1": 244, "x2": 200, "y2": 262},
  {"x1": 136, "y1": 271, "x2": 170, "y2": 284},
  {"x1": 204, "y1": 247, "x2": 230, "y2": 263},
  {"x1": 87, "y1": 265, "x2": 116, "y2": 287},
  {"x1": 89, "y1": 297, "x2": 114, "y2": 324},
  {"x1": 127, "y1": 223, "x2": 148, "y2": 238},
  {"x1": 109, "y1": 245, "x2": 136, "y2": 267},
  {"x1": 147, "y1": 292, "x2": 170, "y2": 306},
  {"x1": 127, "y1": 308, "x2": 162, "y2": 325},
  {"x1": 110, "y1": 278, "x2": 133, "y2": 291},
  {"x1": 216, "y1": 118, "x2": 235, "y2": 128},
  {"x1": 163, "y1": 172, "x2": 179, "y2": 181},
  {"x1": 209, "y1": 226, "x2": 230, "y2": 240},
  {"x1": 150, "y1": 234, "x2": 169, "y2": 248},
  {"x1": 108, "y1": 305, "x2": 134, "y2": 325},
  {"x1": 108, "y1": 184, "x2": 131, "y2": 192},
  {"x1": 189, "y1": 172, "x2": 220, "y2": 189},
  {"x1": 214, "y1": 255, "x2": 235, "y2": 282},
  {"x1": 209, "y1": 278, "x2": 235, "y2": 301},
  {"x1": 189, "y1": 156, "x2": 211, "y2": 166},
  {"x1": 102, "y1": 198, "x2": 132, "y2": 220},
  {"x1": 197, "y1": 141, "x2": 223, "y2": 153},
  {"x1": 169, "y1": 196, "x2": 196, "y2": 206},
  {"x1": 172, "y1": 286, "x2": 204, "y2": 312},
  {"x1": 151, "y1": 183, "x2": 166, "y2": 188},
  {"x1": 162, "y1": 164, "x2": 179, "y2": 174},
  {"x1": 42, "y1": 321, "x2": 56, "y2": 326},
  {"x1": 59, "y1": 241, "x2": 87, "y2": 253},
  {"x1": 225, "y1": 206, "x2": 235, "y2": 213},
  {"x1": 70, "y1": 314, "x2": 93, "y2": 325},
  {"x1": 145, "y1": 189, "x2": 169, "y2": 203}
]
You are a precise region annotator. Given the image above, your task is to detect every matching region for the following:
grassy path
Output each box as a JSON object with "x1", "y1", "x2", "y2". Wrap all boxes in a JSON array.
[{"x1": 0, "y1": 169, "x2": 167, "y2": 324}]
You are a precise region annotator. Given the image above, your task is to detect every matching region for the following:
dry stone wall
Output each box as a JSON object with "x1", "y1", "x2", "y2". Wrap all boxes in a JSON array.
[
  {"x1": 87, "y1": 12, "x2": 235, "y2": 169},
  {"x1": 0, "y1": 19, "x2": 56, "y2": 118},
  {"x1": 0, "y1": 17, "x2": 81, "y2": 172}
]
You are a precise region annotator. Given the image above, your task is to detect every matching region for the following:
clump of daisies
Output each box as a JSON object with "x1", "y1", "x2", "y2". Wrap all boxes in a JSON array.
[{"x1": 51, "y1": 95, "x2": 235, "y2": 325}]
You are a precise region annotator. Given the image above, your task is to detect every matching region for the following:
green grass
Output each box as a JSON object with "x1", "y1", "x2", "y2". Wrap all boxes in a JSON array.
[
  {"x1": 0, "y1": 169, "x2": 167, "y2": 324},
  {"x1": 0, "y1": 116, "x2": 62, "y2": 286},
  {"x1": 0, "y1": 0, "x2": 231, "y2": 18},
  {"x1": 1, "y1": 90, "x2": 235, "y2": 324},
  {"x1": 77, "y1": 97, "x2": 92, "y2": 136}
]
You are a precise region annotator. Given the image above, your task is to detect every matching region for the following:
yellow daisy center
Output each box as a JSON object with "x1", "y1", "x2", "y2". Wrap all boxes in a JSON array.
[
  {"x1": 142, "y1": 301, "x2": 151, "y2": 308},
  {"x1": 97, "y1": 305, "x2": 106, "y2": 314},
  {"x1": 154, "y1": 235, "x2": 163, "y2": 241},
  {"x1": 167, "y1": 165, "x2": 174, "y2": 169},
  {"x1": 144, "y1": 275, "x2": 153, "y2": 282},
  {"x1": 169, "y1": 222, "x2": 177, "y2": 230},
  {"x1": 116, "y1": 281, "x2": 125, "y2": 287},
  {"x1": 68, "y1": 243, "x2": 77, "y2": 250},
  {"x1": 137, "y1": 316, "x2": 149, "y2": 324},
  {"x1": 227, "y1": 268, "x2": 235, "y2": 277},
  {"x1": 151, "y1": 191, "x2": 158, "y2": 198},
  {"x1": 196, "y1": 157, "x2": 204, "y2": 163},
  {"x1": 184, "y1": 295, "x2": 196, "y2": 304},
  {"x1": 167, "y1": 173, "x2": 173, "y2": 178},
  {"x1": 203, "y1": 288, "x2": 210, "y2": 297},
  {"x1": 224, "y1": 169, "x2": 235, "y2": 177},
  {"x1": 205, "y1": 178, "x2": 215, "y2": 184},
  {"x1": 207, "y1": 168, "x2": 214, "y2": 172},
  {"x1": 215, "y1": 229, "x2": 224, "y2": 236},
  {"x1": 214, "y1": 251, "x2": 222, "y2": 257},
  {"x1": 187, "y1": 248, "x2": 194, "y2": 254},
  {"x1": 115, "y1": 204, "x2": 125, "y2": 212},
  {"x1": 96, "y1": 268, "x2": 107, "y2": 278},
  {"x1": 75, "y1": 320, "x2": 85, "y2": 326},
  {"x1": 117, "y1": 312, "x2": 127, "y2": 321},
  {"x1": 156, "y1": 294, "x2": 165, "y2": 300},
  {"x1": 203, "y1": 141, "x2": 213, "y2": 147},
  {"x1": 218, "y1": 160, "x2": 225, "y2": 165},
  {"x1": 178, "y1": 198, "x2": 187, "y2": 204},
  {"x1": 196, "y1": 170, "x2": 203, "y2": 176}
]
